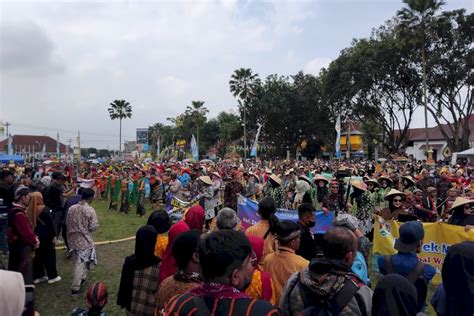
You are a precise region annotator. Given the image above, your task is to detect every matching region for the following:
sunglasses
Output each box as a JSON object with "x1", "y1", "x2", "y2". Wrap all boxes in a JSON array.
[{"x1": 331, "y1": 186, "x2": 339, "y2": 189}]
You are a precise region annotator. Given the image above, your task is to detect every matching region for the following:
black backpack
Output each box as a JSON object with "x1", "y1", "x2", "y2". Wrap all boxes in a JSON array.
[
  {"x1": 297, "y1": 274, "x2": 367, "y2": 316},
  {"x1": 383, "y1": 255, "x2": 428, "y2": 311}
]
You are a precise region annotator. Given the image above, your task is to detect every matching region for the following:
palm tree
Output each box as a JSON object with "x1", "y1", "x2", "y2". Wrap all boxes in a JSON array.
[
  {"x1": 185, "y1": 100, "x2": 209, "y2": 151},
  {"x1": 398, "y1": 0, "x2": 444, "y2": 162},
  {"x1": 229, "y1": 68, "x2": 260, "y2": 158},
  {"x1": 108, "y1": 99, "x2": 132, "y2": 157}
]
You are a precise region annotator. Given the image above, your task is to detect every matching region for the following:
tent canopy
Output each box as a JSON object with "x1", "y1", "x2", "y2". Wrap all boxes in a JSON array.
[{"x1": 456, "y1": 147, "x2": 474, "y2": 156}]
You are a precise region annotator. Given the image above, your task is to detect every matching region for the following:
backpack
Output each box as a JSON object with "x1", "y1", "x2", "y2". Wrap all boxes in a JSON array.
[
  {"x1": 383, "y1": 255, "x2": 428, "y2": 311},
  {"x1": 298, "y1": 273, "x2": 366, "y2": 316}
]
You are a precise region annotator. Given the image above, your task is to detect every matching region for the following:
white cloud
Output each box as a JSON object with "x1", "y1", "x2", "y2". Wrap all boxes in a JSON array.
[
  {"x1": 0, "y1": 0, "x2": 318, "y2": 148},
  {"x1": 304, "y1": 57, "x2": 332, "y2": 75}
]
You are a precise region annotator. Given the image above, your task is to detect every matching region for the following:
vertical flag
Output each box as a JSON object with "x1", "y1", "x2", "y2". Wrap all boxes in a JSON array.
[
  {"x1": 56, "y1": 132, "x2": 60, "y2": 158},
  {"x1": 41, "y1": 143, "x2": 46, "y2": 159},
  {"x1": 0, "y1": 125, "x2": 4, "y2": 138},
  {"x1": 250, "y1": 123, "x2": 263, "y2": 157},
  {"x1": 190, "y1": 134, "x2": 199, "y2": 161},
  {"x1": 156, "y1": 138, "x2": 160, "y2": 157},
  {"x1": 7, "y1": 134, "x2": 13, "y2": 155},
  {"x1": 335, "y1": 115, "x2": 341, "y2": 158}
]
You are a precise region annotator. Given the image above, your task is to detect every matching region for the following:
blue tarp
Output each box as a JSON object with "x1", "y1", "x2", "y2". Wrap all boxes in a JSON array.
[{"x1": 0, "y1": 155, "x2": 24, "y2": 163}]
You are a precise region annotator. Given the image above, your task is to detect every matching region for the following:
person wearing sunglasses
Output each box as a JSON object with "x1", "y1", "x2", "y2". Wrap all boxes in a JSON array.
[
  {"x1": 379, "y1": 189, "x2": 407, "y2": 221},
  {"x1": 447, "y1": 197, "x2": 474, "y2": 227}
]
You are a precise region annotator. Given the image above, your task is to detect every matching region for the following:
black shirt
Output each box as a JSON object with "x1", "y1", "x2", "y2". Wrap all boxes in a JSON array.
[{"x1": 296, "y1": 222, "x2": 318, "y2": 261}]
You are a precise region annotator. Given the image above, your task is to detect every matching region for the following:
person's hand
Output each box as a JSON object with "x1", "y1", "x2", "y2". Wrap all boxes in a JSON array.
[
  {"x1": 465, "y1": 225, "x2": 473, "y2": 232},
  {"x1": 52, "y1": 237, "x2": 57, "y2": 245},
  {"x1": 34, "y1": 237, "x2": 40, "y2": 249}
]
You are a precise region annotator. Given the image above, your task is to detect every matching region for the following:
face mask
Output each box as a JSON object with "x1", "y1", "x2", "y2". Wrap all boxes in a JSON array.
[{"x1": 306, "y1": 220, "x2": 316, "y2": 228}]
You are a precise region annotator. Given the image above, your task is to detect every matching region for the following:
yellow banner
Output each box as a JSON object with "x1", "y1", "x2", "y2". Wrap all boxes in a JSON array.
[{"x1": 373, "y1": 216, "x2": 474, "y2": 285}]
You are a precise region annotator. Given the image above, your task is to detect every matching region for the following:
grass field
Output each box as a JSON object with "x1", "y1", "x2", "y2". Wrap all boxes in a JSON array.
[
  {"x1": 32, "y1": 200, "x2": 436, "y2": 315},
  {"x1": 35, "y1": 199, "x2": 147, "y2": 315}
]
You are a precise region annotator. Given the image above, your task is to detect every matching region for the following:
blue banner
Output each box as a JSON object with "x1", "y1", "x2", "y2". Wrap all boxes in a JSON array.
[{"x1": 237, "y1": 196, "x2": 333, "y2": 234}]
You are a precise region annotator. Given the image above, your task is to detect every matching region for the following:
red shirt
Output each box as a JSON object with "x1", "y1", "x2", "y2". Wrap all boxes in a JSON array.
[{"x1": 7, "y1": 207, "x2": 37, "y2": 245}]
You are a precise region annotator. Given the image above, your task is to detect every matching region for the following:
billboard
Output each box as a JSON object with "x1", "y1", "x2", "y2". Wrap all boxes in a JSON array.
[{"x1": 136, "y1": 128, "x2": 149, "y2": 152}]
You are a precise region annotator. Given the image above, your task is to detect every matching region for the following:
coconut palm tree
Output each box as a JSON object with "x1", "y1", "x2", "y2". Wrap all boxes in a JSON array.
[
  {"x1": 185, "y1": 100, "x2": 209, "y2": 151},
  {"x1": 108, "y1": 99, "x2": 132, "y2": 156},
  {"x1": 229, "y1": 68, "x2": 260, "y2": 158}
]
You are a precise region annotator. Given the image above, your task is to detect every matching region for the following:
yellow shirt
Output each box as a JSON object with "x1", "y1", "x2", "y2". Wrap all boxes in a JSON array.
[
  {"x1": 154, "y1": 234, "x2": 168, "y2": 258},
  {"x1": 245, "y1": 270, "x2": 277, "y2": 305},
  {"x1": 245, "y1": 220, "x2": 276, "y2": 260},
  {"x1": 262, "y1": 246, "x2": 309, "y2": 304}
]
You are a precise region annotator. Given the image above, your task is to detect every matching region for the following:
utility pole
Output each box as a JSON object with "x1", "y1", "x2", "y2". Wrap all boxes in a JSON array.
[{"x1": 4, "y1": 122, "x2": 11, "y2": 137}]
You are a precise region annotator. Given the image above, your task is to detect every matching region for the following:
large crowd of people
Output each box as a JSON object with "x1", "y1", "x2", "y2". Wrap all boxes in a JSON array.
[{"x1": 0, "y1": 156, "x2": 473, "y2": 315}]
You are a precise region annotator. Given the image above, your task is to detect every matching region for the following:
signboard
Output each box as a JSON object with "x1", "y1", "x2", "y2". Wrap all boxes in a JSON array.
[
  {"x1": 176, "y1": 139, "x2": 187, "y2": 148},
  {"x1": 136, "y1": 128, "x2": 148, "y2": 152}
]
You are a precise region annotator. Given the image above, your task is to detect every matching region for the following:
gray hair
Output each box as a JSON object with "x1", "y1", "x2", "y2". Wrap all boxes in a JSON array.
[{"x1": 216, "y1": 208, "x2": 240, "y2": 230}]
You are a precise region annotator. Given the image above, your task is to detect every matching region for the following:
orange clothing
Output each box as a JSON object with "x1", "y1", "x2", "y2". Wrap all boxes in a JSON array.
[
  {"x1": 262, "y1": 246, "x2": 309, "y2": 304},
  {"x1": 154, "y1": 234, "x2": 169, "y2": 258},
  {"x1": 245, "y1": 269, "x2": 277, "y2": 305},
  {"x1": 245, "y1": 220, "x2": 276, "y2": 260}
]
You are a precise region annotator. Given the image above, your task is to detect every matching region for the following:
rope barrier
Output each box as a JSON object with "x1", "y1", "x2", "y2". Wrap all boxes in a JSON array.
[{"x1": 55, "y1": 236, "x2": 135, "y2": 250}]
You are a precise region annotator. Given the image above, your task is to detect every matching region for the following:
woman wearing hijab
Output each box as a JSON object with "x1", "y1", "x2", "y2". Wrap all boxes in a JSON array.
[
  {"x1": 117, "y1": 225, "x2": 161, "y2": 316},
  {"x1": 183, "y1": 205, "x2": 205, "y2": 231},
  {"x1": 431, "y1": 241, "x2": 474, "y2": 316},
  {"x1": 245, "y1": 235, "x2": 276, "y2": 304},
  {"x1": 147, "y1": 210, "x2": 171, "y2": 258},
  {"x1": 372, "y1": 274, "x2": 419, "y2": 316},
  {"x1": 29, "y1": 191, "x2": 61, "y2": 284},
  {"x1": 311, "y1": 176, "x2": 329, "y2": 210},
  {"x1": 158, "y1": 221, "x2": 190, "y2": 283},
  {"x1": 447, "y1": 197, "x2": 474, "y2": 227}
]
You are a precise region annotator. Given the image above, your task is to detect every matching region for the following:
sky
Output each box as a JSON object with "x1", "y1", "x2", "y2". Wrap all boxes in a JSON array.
[{"x1": 0, "y1": 0, "x2": 471, "y2": 149}]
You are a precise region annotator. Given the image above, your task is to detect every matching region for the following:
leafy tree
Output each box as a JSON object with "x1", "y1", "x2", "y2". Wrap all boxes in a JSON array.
[
  {"x1": 229, "y1": 68, "x2": 261, "y2": 157},
  {"x1": 148, "y1": 122, "x2": 177, "y2": 160},
  {"x1": 425, "y1": 10, "x2": 473, "y2": 151},
  {"x1": 107, "y1": 99, "x2": 132, "y2": 156},
  {"x1": 97, "y1": 149, "x2": 111, "y2": 158}
]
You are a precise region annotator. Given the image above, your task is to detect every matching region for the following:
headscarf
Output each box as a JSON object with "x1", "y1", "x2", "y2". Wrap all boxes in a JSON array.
[
  {"x1": 158, "y1": 221, "x2": 190, "y2": 283},
  {"x1": 25, "y1": 191, "x2": 45, "y2": 228},
  {"x1": 247, "y1": 235, "x2": 264, "y2": 264},
  {"x1": 372, "y1": 274, "x2": 418, "y2": 316},
  {"x1": 117, "y1": 225, "x2": 159, "y2": 310},
  {"x1": 183, "y1": 205, "x2": 205, "y2": 231},
  {"x1": 442, "y1": 241, "x2": 474, "y2": 316},
  {"x1": 0, "y1": 270, "x2": 25, "y2": 316}
]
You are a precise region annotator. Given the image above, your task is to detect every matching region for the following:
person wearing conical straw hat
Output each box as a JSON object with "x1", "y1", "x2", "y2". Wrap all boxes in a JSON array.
[
  {"x1": 376, "y1": 175, "x2": 393, "y2": 210},
  {"x1": 400, "y1": 175, "x2": 416, "y2": 193},
  {"x1": 349, "y1": 180, "x2": 374, "y2": 237},
  {"x1": 198, "y1": 176, "x2": 216, "y2": 229},
  {"x1": 436, "y1": 167, "x2": 452, "y2": 202},
  {"x1": 447, "y1": 197, "x2": 474, "y2": 227},
  {"x1": 264, "y1": 174, "x2": 285, "y2": 209},
  {"x1": 379, "y1": 189, "x2": 406, "y2": 221}
]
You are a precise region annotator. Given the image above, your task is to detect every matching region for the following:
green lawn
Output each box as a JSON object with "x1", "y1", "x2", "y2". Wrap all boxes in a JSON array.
[
  {"x1": 34, "y1": 200, "x2": 437, "y2": 315},
  {"x1": 35, "y1": 199, "x2": 148, "y2": 316}
]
